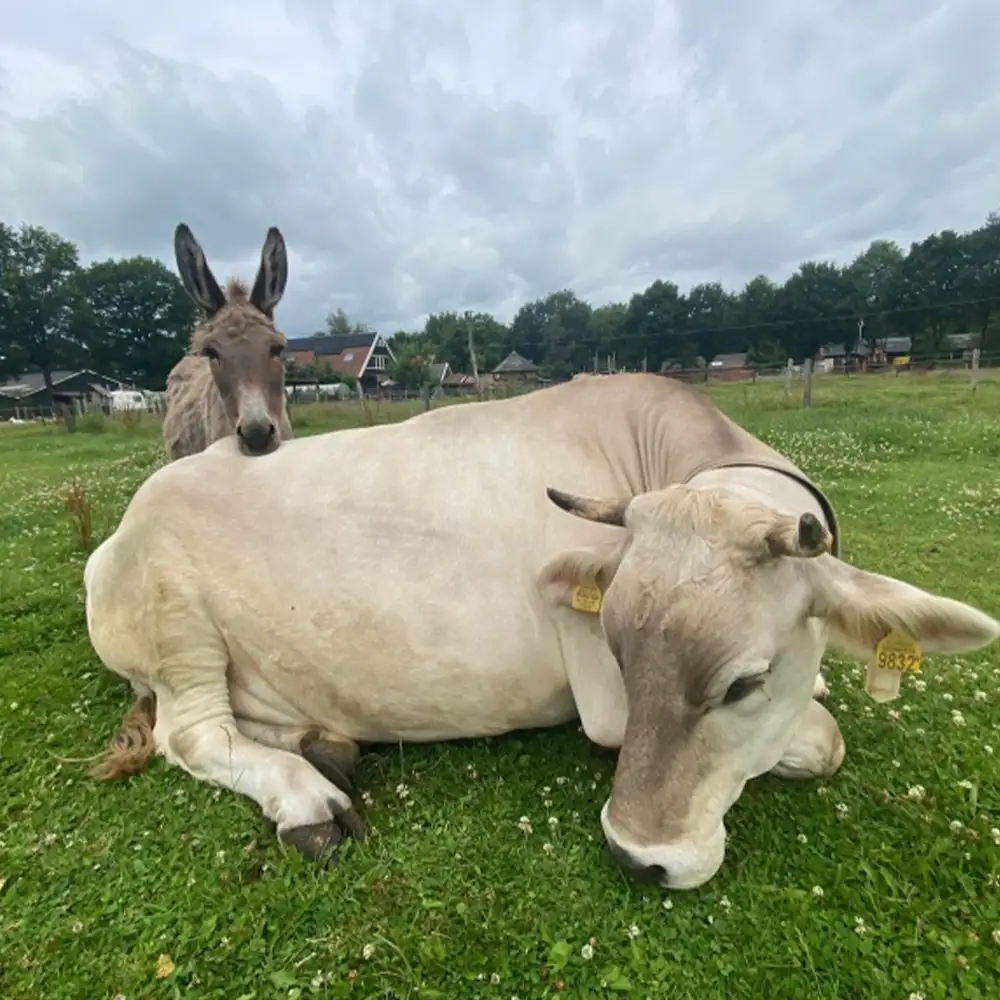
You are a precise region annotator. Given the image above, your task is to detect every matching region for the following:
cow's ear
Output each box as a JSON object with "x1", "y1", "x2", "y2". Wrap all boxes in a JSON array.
[
  {"x1": 537, "y1": 540, "x2": 626, "y2": 610},
  {"x1": 809, "y1": 556, "x2": 1000, "y2": 660}
]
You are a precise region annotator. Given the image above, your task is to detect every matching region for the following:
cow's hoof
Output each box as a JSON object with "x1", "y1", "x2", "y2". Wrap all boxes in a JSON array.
[
  {"x1": 301, "y1": 733, "x2": 359, "y2": 794},
  {"x1": 278, "y1": 803, "x2": 366, "y2": 861},
  {"x1": 280, "y1": 820, "x2": 344, "y2": 861}
]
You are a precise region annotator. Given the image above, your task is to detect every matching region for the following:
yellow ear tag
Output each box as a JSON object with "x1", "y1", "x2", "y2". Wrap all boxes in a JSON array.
[
  {"x1": 866, "y1": 631, "x2": 924, "y2": 703},
  {"x1": 570, "y1": 582, "x2": 603, "y2": 614}
]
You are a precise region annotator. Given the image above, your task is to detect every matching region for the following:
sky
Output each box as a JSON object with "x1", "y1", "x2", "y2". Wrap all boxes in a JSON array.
[{"x1": 1, "y1": 0, "x2": 999, "y2": 338}]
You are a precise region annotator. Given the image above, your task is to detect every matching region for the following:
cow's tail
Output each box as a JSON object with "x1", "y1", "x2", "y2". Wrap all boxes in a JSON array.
[{"x1": 90, "y1": 691, "x2": 157, "y2": 781}]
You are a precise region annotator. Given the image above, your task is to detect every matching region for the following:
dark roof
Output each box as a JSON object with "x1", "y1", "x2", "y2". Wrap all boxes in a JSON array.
[
  {"x1": 493, "y1": 350, "x2": 539, "y2": 374},
  {"x1": 707, "y1": 352, "x2": 747, "y2": 368},
  {"x1": 820, "y1": 341, "x2": 871, "y2": 358},
  {"x1": 879, "y1": 336, "x2": 912, "y2": 353},
  {"x1": 287, "y1": 333, "x2": 377, "y2": 355},
  {"x1": 946, "y1": 333, "x2": 979, "y2": 350},
  {"x1": 2, "y1": 369, "x2": 81, "y2": 393},
  {"x1": 0, "y1": 369, "x2": 126, "y2": 399}
]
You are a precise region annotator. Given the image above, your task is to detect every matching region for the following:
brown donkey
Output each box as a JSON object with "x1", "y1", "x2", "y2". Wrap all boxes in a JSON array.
[
  {"x1": 163, "y1": 223, "x2": 294, "y2": 459},
  {"x1": 96, "y1": 225, "x2": 296, "y2": 779}
]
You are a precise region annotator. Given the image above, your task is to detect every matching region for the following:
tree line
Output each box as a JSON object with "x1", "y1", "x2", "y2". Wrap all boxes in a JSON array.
[
  {"x1": 2, "y1": 211, "x2": 999, "y2": 399},
  {"x1": 389, "y1": 211, "x2": 1000, "y2": 384},
  {"x1": 0, "y1": 223, "x2": 197, "y2": 400}
]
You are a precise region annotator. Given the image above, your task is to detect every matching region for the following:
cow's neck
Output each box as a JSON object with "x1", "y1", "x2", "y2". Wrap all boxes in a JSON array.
[{"x1": 624, "y1": 386, "x2": 841, "y2": 557}]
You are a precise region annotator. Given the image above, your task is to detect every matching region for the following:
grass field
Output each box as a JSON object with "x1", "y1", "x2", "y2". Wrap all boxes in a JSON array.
[{"x1": 2, "y1": 373, "x2": 1000, "y2": 1000}]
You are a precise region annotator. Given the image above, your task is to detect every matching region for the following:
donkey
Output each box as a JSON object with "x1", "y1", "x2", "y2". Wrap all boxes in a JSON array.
[{"x1": 163, "y1": 224, "x2": 294, "y2": 459}]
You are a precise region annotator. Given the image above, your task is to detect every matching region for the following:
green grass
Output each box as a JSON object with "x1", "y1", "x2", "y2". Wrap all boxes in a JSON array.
[{"x1": 2, "y1": 375, "x2": 1000, "y2": 999}]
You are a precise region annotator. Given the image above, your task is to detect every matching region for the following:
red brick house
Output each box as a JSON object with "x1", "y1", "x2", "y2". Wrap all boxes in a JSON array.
[{"x1": 286, "y1": 332, "x2": 396, "y2": 393}]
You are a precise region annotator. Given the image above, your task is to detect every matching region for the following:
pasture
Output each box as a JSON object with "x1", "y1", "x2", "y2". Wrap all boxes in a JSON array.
[{"x1": 2, "y1": 374, "x2": 1000, "y2": 1000}]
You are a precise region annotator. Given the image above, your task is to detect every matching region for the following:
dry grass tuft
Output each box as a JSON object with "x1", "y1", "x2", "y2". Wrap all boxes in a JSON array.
[
  {"x1": 64, "y1": 477, "x2": 95, "y2": 552},
  {"x1": 118, "y1": 407, "x2": 143, "y2": 431}
]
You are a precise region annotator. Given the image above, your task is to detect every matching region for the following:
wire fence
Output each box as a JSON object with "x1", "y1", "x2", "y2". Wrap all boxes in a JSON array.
[{"x1": 2, "y1": 351, "x2": 997, "y2": 427}]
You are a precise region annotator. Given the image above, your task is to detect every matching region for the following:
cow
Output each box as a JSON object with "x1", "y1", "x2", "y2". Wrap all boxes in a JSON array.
[{"x1": 83, "y1": 373, "x2": 1000, "y2": 889}]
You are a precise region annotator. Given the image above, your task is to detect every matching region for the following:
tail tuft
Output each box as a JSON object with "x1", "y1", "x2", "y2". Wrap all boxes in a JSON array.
[{"x1": 90, "y1": 693, "x2": 158, "y2": 781}]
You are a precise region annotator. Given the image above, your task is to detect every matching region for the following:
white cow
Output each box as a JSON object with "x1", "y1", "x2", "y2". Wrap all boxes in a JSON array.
[{"x1": 84, "y1": 373, "x2": 1000, "y2": 889}]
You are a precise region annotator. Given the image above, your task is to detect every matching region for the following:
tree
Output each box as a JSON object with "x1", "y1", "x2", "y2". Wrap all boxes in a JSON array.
[
  {"x1": 845, "y1": 239, "x2": 906, "y2": 346},
  {"x1": 961, "y1": 212, "x2": 1000, "y2": 348},
  {"x1": 589, "y1": 302, "x2": 627, "y2": 369},
  {"x1": 0, "y1": 224, "x2": 82, "y2": 403},
  {"x1": 325, "y1": 307, "x2": 373, "y2": 337},
  {"x1": 894, "y1": 231, "x2": 970, "y2": 354},
  {"x1": 734, "y1": 275, "x2": 784, "y2": 359},
  {"x1": 622, "y1": 280, "x2": 689, "y2": 369},
  {"x1": 388, "y1": 348, "x2": 433, "y2": 390},
  {"x1": 71, "y1": 256, "x2": 196, "y2": 389},
  {"x1": 685, "y1": 282, "x2": 739, "y2": 361},
  {"x1": 776, "y1": 261, "x2": 855, "y2": 360}
]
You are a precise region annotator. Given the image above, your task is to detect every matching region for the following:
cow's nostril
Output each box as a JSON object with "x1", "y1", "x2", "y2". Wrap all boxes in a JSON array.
[
  {"x1": 631, "y1": 863, "x2": 667, "y2": 884},
  {"x1": 606, "y1": 838, "x2": 668, "y2": 885}
]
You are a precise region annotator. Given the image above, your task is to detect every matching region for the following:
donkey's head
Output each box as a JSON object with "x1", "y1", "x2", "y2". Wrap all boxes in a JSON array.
[{"x1": 174, "y1": 224, "x2": 289, "y2": 456}]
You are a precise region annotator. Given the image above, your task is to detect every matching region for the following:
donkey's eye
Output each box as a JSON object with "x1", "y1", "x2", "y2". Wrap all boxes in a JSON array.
[
  {"x1": 723, "y1": 674, "x2": 765, "y2": 705},
  {"x1": 269, "y1": 343, "x2": 284, "y2": 358},
  {"x1": 201, "y1": 346, "x2": 220, "y2": 362}
]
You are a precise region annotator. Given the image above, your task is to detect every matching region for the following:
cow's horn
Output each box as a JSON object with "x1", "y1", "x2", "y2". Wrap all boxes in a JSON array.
[
  {"x1": 546, "y1": 487, "x2": 628, "y2": 527},
  {"x1": 767, "y1": 512, "x2": 831, "y2": 558}
]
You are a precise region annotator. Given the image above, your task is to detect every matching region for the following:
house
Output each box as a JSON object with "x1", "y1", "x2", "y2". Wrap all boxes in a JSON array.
[
  {"x1": 815, "y1": 341, "x2": 872, "y2": 372},
  {"x1": 427, "y1": 362, "x2": 451, "y2": 386},
  {"x1": 0, "y1": 369, "x2": 129, "y2": 413},
  {"x1": 286, "y1": 332, "x2": 396, "y2": 393},
  {"x1": 491, "y1": 350, "x2": 540, "y2": 384},
  {"x1": 943, "y1": 332, "x2": 980, "y2": 361},
  {"x1": 705, "y1": 352, "x2": 751, "y2": 382},
  {"x1": 870, "y1": 336, "x2": 912, "y2": 366},
  {"x1": 441, "y1": 371, "x2": 482, "y2": 395}
]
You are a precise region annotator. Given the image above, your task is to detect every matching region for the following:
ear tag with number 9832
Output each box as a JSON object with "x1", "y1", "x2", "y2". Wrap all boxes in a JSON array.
[{"x1": 866, "y1": 631, "x2": 923, "y2": 702}]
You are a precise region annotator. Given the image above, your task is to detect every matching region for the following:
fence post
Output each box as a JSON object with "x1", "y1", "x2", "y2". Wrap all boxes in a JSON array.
[
  {"x1": 803, "y1": 358, "x2": 813, "y2": 409},
  {"x1": 970, "y1": 348, "x2": 981, "y2": 391},
  {"x1": 783, "y1": 359, "x2": 792, "y2": 398}
]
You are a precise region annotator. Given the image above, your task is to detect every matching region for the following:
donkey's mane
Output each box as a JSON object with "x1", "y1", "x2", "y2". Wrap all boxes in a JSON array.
[{"x1": 225, "y1": 277, "x2": 250, "y2": 301}]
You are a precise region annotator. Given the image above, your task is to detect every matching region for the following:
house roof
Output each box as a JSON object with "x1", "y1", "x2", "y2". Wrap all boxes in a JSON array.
[
  {"x1": 707, "y1": 353, "x2": 747, "y2": 368},
  {"x1": 428, "y1": 362, "x2": 451, "y2": 384},
  {"x1": 287, "y1": 333, "x2": 378, "y2": 355},
  {"x1": 819, "y1": 341, "x2": 871, "y2": 358},
  {"x1": 945, "y1": 332, "x2": 979, "y2": 350},
  {"x1": 442, "y1": 371, "x2": 478, "y2": 387},
  {"x1": 0, "y1": 369, "x2": 125, "y2": 399},
  {"x1": 286, "y1": 332, "x2": 395, "y2": 379},
  {"x1": 493, "y1": 350, "x2": 539, "y2": 374},
  {"x1": 878, "y1": 336, "x2": 912, "y2": 353}
]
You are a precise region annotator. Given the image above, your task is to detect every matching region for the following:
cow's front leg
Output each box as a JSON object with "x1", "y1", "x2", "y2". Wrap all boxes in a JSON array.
[
  {"x1": 234, "y1": 719, "x2": 361, "y2": 795},
  {"x1": 155, "y1": 679, "x2": 364, "y2": 860},
  {"x1": 769, "y1": 698, "x2": 845, "y2": 780}
]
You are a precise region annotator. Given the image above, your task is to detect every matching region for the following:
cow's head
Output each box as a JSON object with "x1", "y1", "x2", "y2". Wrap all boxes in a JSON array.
[{"x1": 540, "y1": 484, "x2": 1000, "y2": 889}]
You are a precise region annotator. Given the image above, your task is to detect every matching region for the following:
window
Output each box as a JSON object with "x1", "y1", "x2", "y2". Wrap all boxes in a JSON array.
[
  {"x1": 342, "y1": 351, "x2": 355, "y2": 362},
  {"x1": 370, "y1": 353, "x2": 387, "y2": 371}
]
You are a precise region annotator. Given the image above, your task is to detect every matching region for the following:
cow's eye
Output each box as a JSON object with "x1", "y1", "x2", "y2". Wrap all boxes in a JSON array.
[
  {"x1": 723, "y1": 674, "x2": 765, "y2": 705},
  {"x1": 201, "y1": 346, "x2": 220, "y2": 362}
]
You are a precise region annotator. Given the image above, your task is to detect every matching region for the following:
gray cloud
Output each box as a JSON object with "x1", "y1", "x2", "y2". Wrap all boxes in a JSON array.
[{"x1": 1, "y1": 0, "x2": 999, "y2": 337}]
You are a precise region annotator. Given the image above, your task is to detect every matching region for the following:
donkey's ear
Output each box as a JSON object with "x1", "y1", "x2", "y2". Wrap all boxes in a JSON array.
[
  {"x1": 174, "y1": 224, "x2": 227, "y2": 316},
  {"x1": 250, "y1": 227, "x2": 288, "y2": 318}
]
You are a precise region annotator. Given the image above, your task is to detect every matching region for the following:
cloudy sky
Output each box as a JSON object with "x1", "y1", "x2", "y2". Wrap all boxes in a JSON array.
[{"x1": 1, "y1": 0, "x2": 998, "y2": 337}]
